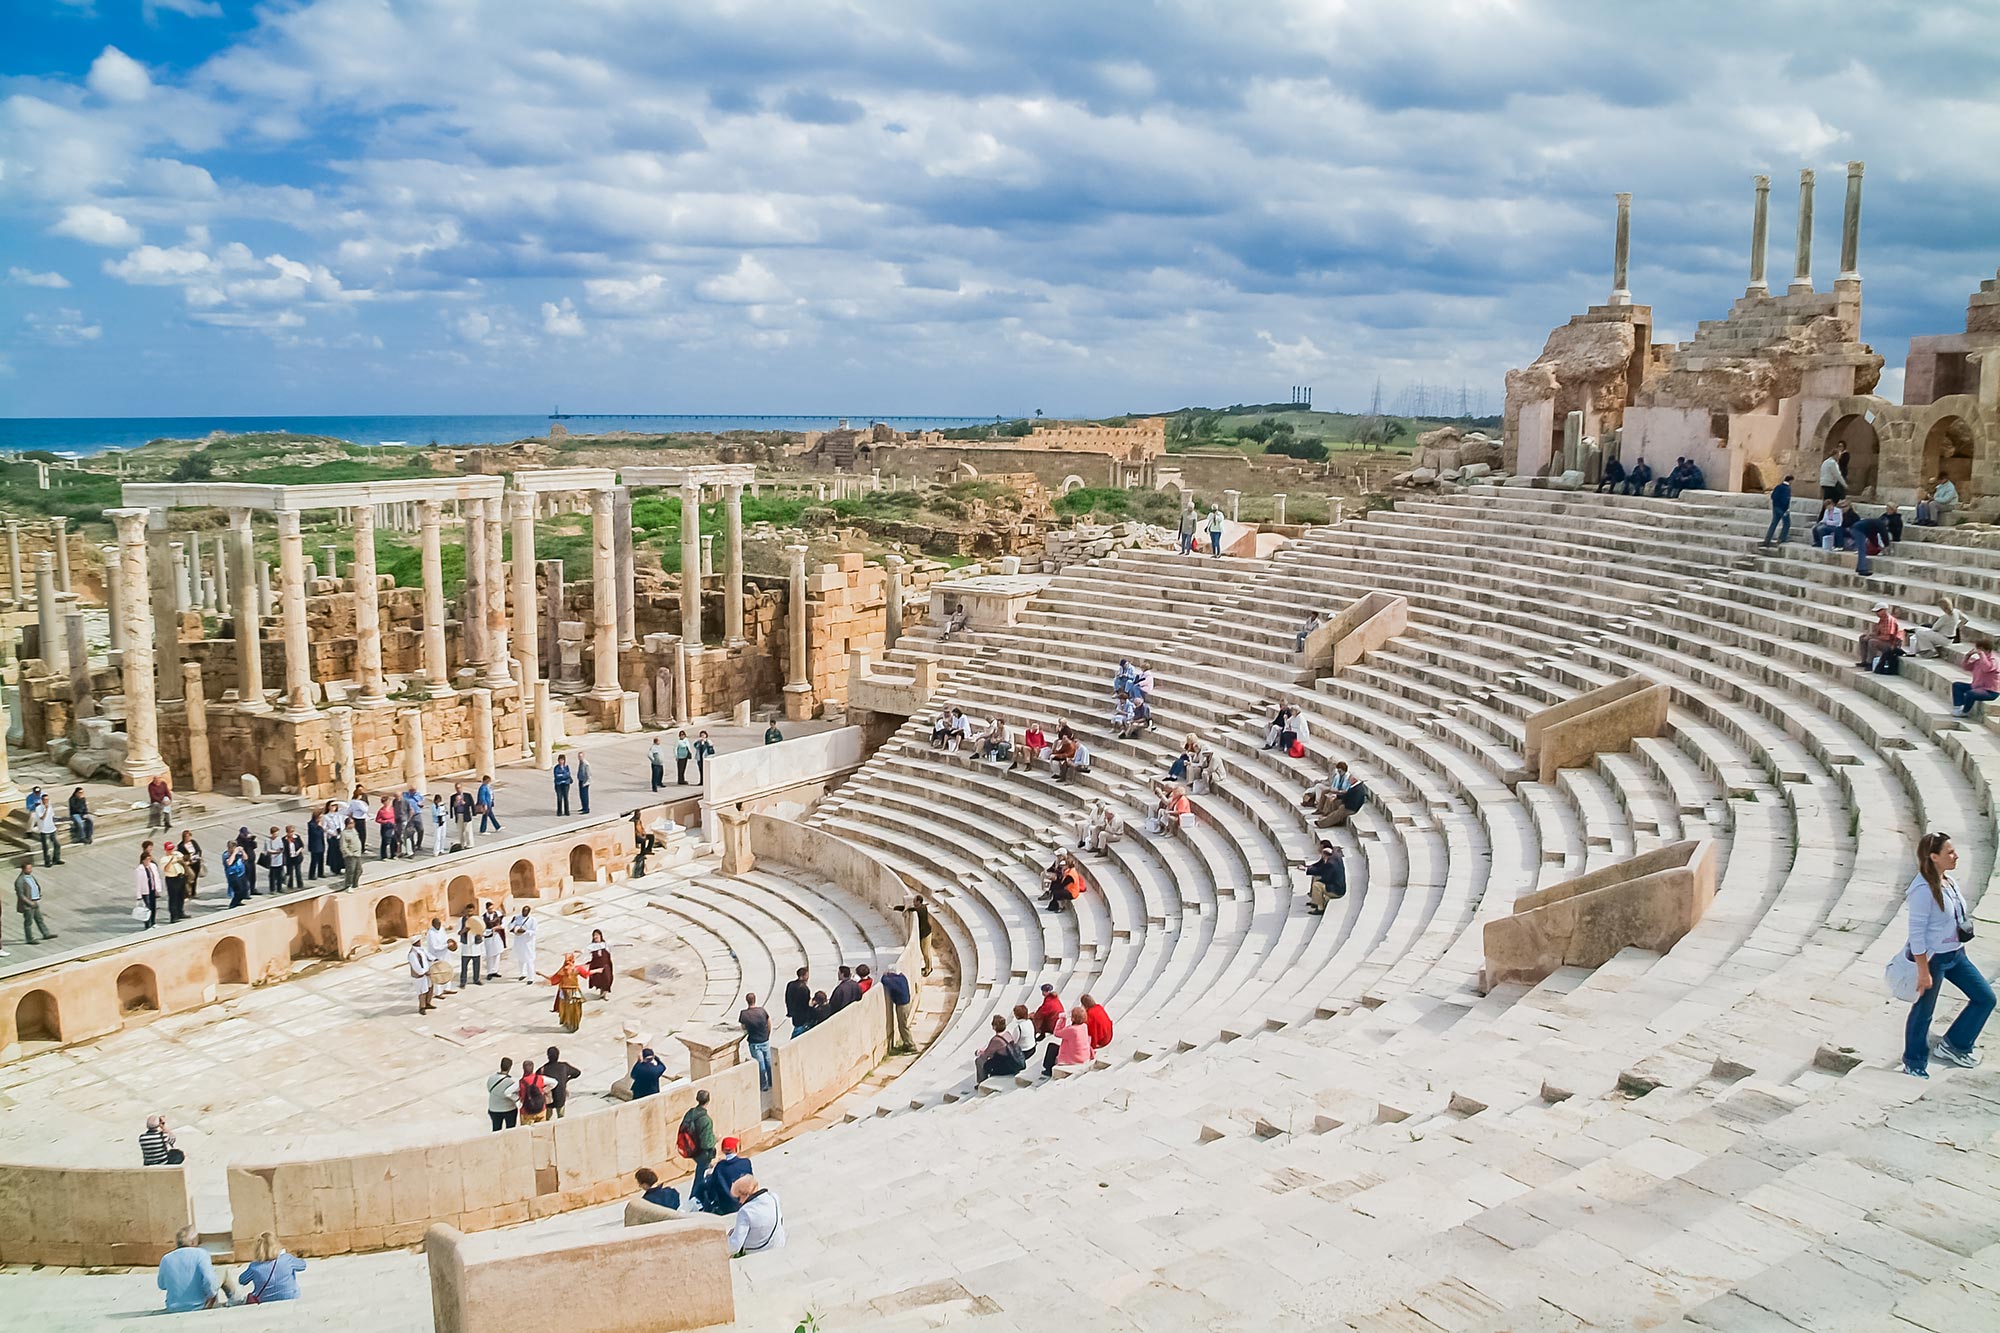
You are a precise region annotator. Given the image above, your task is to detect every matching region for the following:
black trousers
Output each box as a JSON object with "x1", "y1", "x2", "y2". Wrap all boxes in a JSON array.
[
  {"x1": 677, "y1": 757, "x2": 689, "y2": 784},
  {"x1": 166, "y1": 877, "x2": 187, "y2": 922},
  {"x1": 578, "y1": 784, "x2": 590, "y2": 815},
  {"x1": 651, "y1": 763, "x2": 664, "y2": 791},
  {"x1": 556, "y1": 787, "x2": 571, "y2": 815},
  {"x1": 488, "y1": 1110, "x2": 517, "y2": 1132}
]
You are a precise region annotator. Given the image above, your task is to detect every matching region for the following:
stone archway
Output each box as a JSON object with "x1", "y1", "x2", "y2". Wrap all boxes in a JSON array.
[
  {"x1": 211, "y1": 936, "x2": 249, "y2": 987},
  {"x1": 446, "y1": 875, "x2": 477, "y2": 916},
  {"x1": 14, "y1": 989, "x2": 60, "y2": 1043},
  {"x1": 374, "y1": 896, "x2": 408, "y2": 943},
  {"x1": 116, "y1": 964, "x2": 160, "y2": 1016},
  {"x1": 568, "y1": 844, "x2": 597, "y2": 884},
  {"x1": 1920, "y1": 411, "x2": 1978, "y2": 496},
  {"x1": 509, "y1": 858, "x2": 538, "y2": 899},
  {"x1": 1059, "y1": 474, "x2": 1086, "y2": 495},
  {"x1": 1823, "y1": 411, "x2": 1882, "y2": 497}
]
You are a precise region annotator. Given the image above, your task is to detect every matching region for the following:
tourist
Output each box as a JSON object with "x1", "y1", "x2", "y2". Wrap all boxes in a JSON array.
[
  {"x1": 975, "y1": 1015, "x2": 1025, "y2": 1081},
  {"x1": 576, "y1": 751, "x2": 593, "y2": 815},
  {"x1": 486, "y1": 1057, "x2": 519, "y2": 1130},
  {"x1": 1011, "y1": 721, "x2": 1047, "y2": 772},
  {"x1": 1146, "y1": 782, "x2": 1191, "y2": 837},
  {"x1": 929, "y1": 709, "x2": 957, "y2": 749},
  {"x1": 408, "y1": 935, "x2": 435, "y2": 1014},
  {"x1": 631, "y1": 812, "x2": 660, "y2": 876},
  {"x1": 894, "y1": 896, "x2": 936, "y2": 976},
  {"x1": 764, "y1": 721, "x2": 784, "y2": 745},
  {"x1": 1951, "y1": 639, "x2": 1998, "y2": 717},
  {"x1": 181, "y1": 830, "x2": 206, "y2": 897},
  {"x1": 33, "y1": 800, "x2": 60, "y2": 867},
  {"x1": 159, "y1": 1224, "x2": 234, "y2": 1312},
  {"x1": 1113, "y1": 658, "x2": 1138, "y2": 698},
  {"x1": 1858, "y1": 602, "x2": 1906, "y2": 672},
  {"x1": 146, "y1": 772, "x2": 172, "y2": 829},
  {"x1": 1596, "y1": 456, "x2": 1626, "y2": 493},
  {"x1": 428, "y1": 794, "x2": 448, "y2": 854},
  {"x1": 253, "y1": 826, "x2": 280, "y2": 895},
  {"x1": 1901, "y1": 832, "x2": 1991, "y2": 1077},
  {"x1": 542, "y1": 1045, "x2": 581, "y2": 1117},
  {"x1": 373, "y1": 796, "x2": 397, "y2": 859},
  {"x1": 423, "y1": 916, "x2": 457, "y2": 997},
  {"x1": 740, "y1": 992, "x2": 773, "y2": 1091},
  {"x1": 305, "y1": 807, "x2": 326, "y2": 880},
  {"x1": 14, "y1": 859, "x2": 55, "y2": 944},
  {"x1": 1043, "y1": 853, "x2": 1084, "y2": 912},
  {"x1": 1052, "y1": 731, "x2": 1087, "y2": 783},
  {"x1": 1081, "y1": 994, "x2": 1113, "y2": 1051},
  {"x1": 808, "y1": 989, "x2": 830, "y2": 1025},
  {"x1": 396, "y1": 787, "x2": 421, "y2": 857},
  {"x1": 236, "y1": 1231, "x2": 306, "y2": 1304},
  {"x1": 649, "y1": 737, "x2": 666, "y2": 791},
  {"x1": 1303, "y1": 760, "x2": 1353, "y2": 822},
  {"x1": 448, "y1": 783, "x2": 474, "y2": 850},
  {"x1": 1032, "y1": 983, "x2": 1065, "y2": 1039},
  {"x1": 881, "y1": 964, "x2": 914, "y2": 1052},
  {"x1": 1007, "y1": 1003, "x2": 1037, "y2": 1065},
  {"x1": 710, "y1": 1137, "x2": 753, "y2": 1213},
  {"x1": 856, "y1": 963, "x2": 873, "y2": 994},
  {"x1": 584, "y1": 928, "x2": 615, "y2": 997},
  {"x1": 458, "y1": 910, "x2": 485, "y2": 988},
  {"x1": 1761, "y1": 474, "x2": 1794, "y2": 546},
  {"x1": 134, "y1": 846, "x2": 163, "y2": 929},
  {"x1": 282, "y1": 824, "x2": 305, "y2": 891},
  {"x1": 634, "y1": 1167, "x2": 680, "y2": 1211},
  {"x1": 679, "y1": 1089, "x2": 719, "y2": 1206},
  {"x1": 1294, "y1": 611, "x2": 1327, "y2": 654},
  {"x1": 1109, "y1": 694, "x2": 1135, "y2": 737},
  {"x1": 630, "y1": 1046, "x2": 667, "y2": 1099},
  {"x1": 784, "y1": 966, "x2": 813, "y2": 1037},
  {"x1": 339, "y1": 818, "x2": 365, "y2": 891},
  {"x1": 826, "y1": 964, "x2": 862, "y2": 1016},
  {"x1": 672, "y1": 729, "x2": 693, "y2": 784},
  {"x1": 1810, "y1": 498, "x2": 1848, "y2": 550},
  {"x1": 1910, "y1": 598, "x2": 1964, "y2": 658},
  {"x1": 726, "y1": 1175, "x2": 785, "y2": 1254},
  {"x1": 1177, "y1": 502, "x2": 1197, "y2": 555},
  {"x1": 517, "y1": 1059, "x2": 550, "y2": 1124},
  {"x1": 1620, "y1": 457, "x2": 1652, "y2": 496},
  {"x1": 974, "y1": 714, "x2": 1008, "y2": 761},
  {"x1": 345, "y1": 786, "x2": 370, "y2": 829},
  {"x1": 1078, "y1": 799, "x2": 1123, "y2": 854},
  {"x1": 320, "y1": 802, "x2": 345, "y2": 877},
  {"x1": 552, "y1": 755, "x2": 574, "y2": 815},
  {"x1": 476, "y1": 775, "x2": 502, "y2": 833},
  {"x1": 509, "y1": 904, "x2": 538, "y2": 982},
  {"x1": 1302, "y1": 842, "x2": 1347, "y2": 914},
  {"x1": 550, "y1": 954, "x2": 586, "y2": 1033},
  {"x1": 1206, "y1": 502, "x2": 1225, "y2": 556},
  {"x1": 1926, "y1": 471, "x2": 1960, "y2": 525},
  {"x1": 1819, "y1": 450, "x2": 1848, "y2": 504},
  {"x1": 1262, "y1": 702, "x2": 1292, "y2": 750},
  {"x1": 1043, "y1": 1005, "x2": 1094, "y2": 1076},
  {"x1": 66, "y1": 787, "x2": 92, "y2": 845},
  {"x1": 940, "y1": 605, "x2": 969, "y2": 640},
  {"x1": 694, "y1": 729, "x2": 716, "y2": 779},
  {"x1": 141, "y1": 1114, "x2": 183, "y2": 1165},
  {"x1": 481, "y1": 902, "x2": 506, "y2": 979},
  {"x1": 1852, "y1": 509, "x2": 1896, "y2": 577},
  {"x1": 223, "y1": 844, "x2": 252, "y2": 908}
]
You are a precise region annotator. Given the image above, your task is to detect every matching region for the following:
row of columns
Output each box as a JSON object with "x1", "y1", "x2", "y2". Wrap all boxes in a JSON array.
[
  {"x1": 1743, "y1": 162, "x2": 1865, "y2": 297},
  {"x1": 3, "y1": 518, "x2": 73, "y2": 605}
]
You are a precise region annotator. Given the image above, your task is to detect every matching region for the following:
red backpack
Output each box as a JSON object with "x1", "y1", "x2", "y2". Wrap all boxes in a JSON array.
[{"x1": 676, "y1": 1125, "x2": 699, "y2": 1159}]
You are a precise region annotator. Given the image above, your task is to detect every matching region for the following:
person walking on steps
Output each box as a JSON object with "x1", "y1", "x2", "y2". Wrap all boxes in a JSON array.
[
  {"x1": 1819, "y1": 451, "x2": 1848, "y2": 505},
  {"x1": 1901, "y1": 831, "x2": 1991, "y2": 1078},
  {"x1": 477, "y1": 775, "x2": 502, "y2": 834},
  {"x1": 1761, "y1": 474, "x2": 1794, "y2": 546},
  {"x1": 679, "y1": 1089, "x2": 719, "y2": 1207}
]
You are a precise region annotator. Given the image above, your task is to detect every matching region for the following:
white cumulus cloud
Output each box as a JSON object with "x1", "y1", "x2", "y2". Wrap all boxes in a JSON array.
[
  {"x1": 541, "y1": 297, "x2": 585, "y2": 337},
  {"x1": 87, "y1": 47, "x2": 154, "y2": 103},
  {"x1": 8, "y1": 267, "x2": 71, "y2": 289},
  {"x1": 51, "y1": 204, "x2": 141, "y2": 247},
  {"x1": 696, "y1": 256, "x2": 789, "y2": 305}
]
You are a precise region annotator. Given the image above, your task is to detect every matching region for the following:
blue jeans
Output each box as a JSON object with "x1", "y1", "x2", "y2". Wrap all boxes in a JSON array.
[
  {"x1": 749, "y1": 1040, "x2": 771, "y2": 1091},
  {"x1": 1208, "y1": 530, "x2": 1220, "y2": 555},
  {"x1": 1904, "y1": 948, "x2": 1994, "y2": 1071},
  {"x1": 1763, "y1": 511, "x2": 1790, "y2": 544},
  {"x1": 1953, "y1": 684, "x2": 1997, "y2": 714}
]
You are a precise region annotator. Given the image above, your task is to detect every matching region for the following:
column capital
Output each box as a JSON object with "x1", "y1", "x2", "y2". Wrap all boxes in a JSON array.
[
  {"x1": 107, "y1": 507, "x2": 150, "y2": 540},
  {"x1": 422, "y1": 496, "x2": 446, "y2": 523},
  {"x1": 274, "y1": 508, "x2": 302, "y2": 537},
  {"x1": 504, "y1": 490, "x2": 535, "y2": 521},
  {"x1": 47, "y1": 515, "x2": 68, "y2": 533},
  {"x1": 227, "y1": 506, "x2": 254, "y2": 531}
]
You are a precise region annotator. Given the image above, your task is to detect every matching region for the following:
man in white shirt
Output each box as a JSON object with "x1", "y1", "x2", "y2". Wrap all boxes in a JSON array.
[
  {"x1": 1818, "y1": 453, "x2": 1847, "y2": 503},
  {"x1": 421, "y1": 917, "x2": 456, "y2": 996},
  {"x1": 408, "y1": 937, "x2": 435, "y2": 1015},
  {"x1": 509, "y1": 906, "x2": 539, "y2": 983},
  {"x1": 726, "y1": 1176, "x2": 786, "y2": 1255},
  {"x1": 1079, "y1": 801, "x2": 1123, "y2": 854}
]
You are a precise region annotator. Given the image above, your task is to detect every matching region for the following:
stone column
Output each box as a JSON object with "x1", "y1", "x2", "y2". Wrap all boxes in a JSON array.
[
  {"x1": 330, "y1": 706, "x2": 355, "y2": 789},
  {"x1": 33, "y1": 552, "x2": 64, "y2": 677},
  {"x1": 542, "y1": 558, "x2": 564, "y2": 670},
  {"x1": 1838, "y1": 159, "x2": 1864, "y2": 282},
  {"x1": 322, "y1": 544, "x2": 338, "y2": 581},
  {"x1": 1609, "y1": 191, "x2": 1632, "y2": 305},
  {"x1": 678, "y1": 480, "x2": 703, "y2": 650},
  {"x1": 229, "y1": 509, "x2": 268, "y2": 712},
  {"x1": 783, "y1": 543, "x2": 811, "y2": 718},
  {"x1": 65, "y1": 609, "x2": 91, "y2": 715},
  {"x1": 170, "y1": 543, "x2": 190, "y2": 614},
  {"x1": 1747, "y1": 173, "x2": 1771, "y2": 295},
  {"x1": 884, "y1": 553, "x2": 905, "y2": 650},
  {"x1": 401, "y1": 707, "x2": 427, "y2": 792},
  {"x1": 47, "y1": 517, "x2": 71, "y2": 593},
  {"x1": 614, "y1": 486, "x2": 636, "y2": 648},
  {"x1": 1790, "y1": 168, "x2": 1815, "y2": 295},
  {"x1": 509, "y1": 491, "x2": 539, "y2": 686},
  {"x1": 214, "y1": 535, "x2": 230, "y2": 610},
  {"x1": 4, "y1": 520, "x2": 21, "y2": 604},
  {"x1": 181, "y1": 662, "x2": 213, "y2": 792},
  {"x1": 589, "y1": 489, "x2": 621, "y2": 698},
  {"x1": 275, "y1": 509, "x2": 316, "y2": 716},
  {"x1": 147, "y1": 511, "x2": 183, "y2": 704},
  {"x1": 102, "y1": 544, "x2": 124, "y2": 652},
  {"x1": 482, "y1": 499, "x2": 512, "y2": 686},
  {"x1": 723, "y1": 482, "x2": 745, "y2": 644},
  {"x1": 109, "y1": 509, "x2": 164, "y2": 782},
  {"x1": 256, "y1": 561, "x2": 273, "y2": 621},
  {"x1": 470, "y1": 687, "x2": 495, "y2": 778},
  {"x1": 701, "y1": 532, "x2": 715, "y2": 577},
  {"x1": 1272, "y1": 493, "x2": 1288, "y2": 524},
  {"x1": 461, "y1": 497, "x2": 488, "y2": 674},
  {"x1": 1224, "y1": 489, "x2": 1240, "y2": 522},
  {"x1": 351, "y1": 503, "x2": 388, "y2": 704},
  {"x1": 418, "y1": 499, "x2": 453, "y2": 694}
]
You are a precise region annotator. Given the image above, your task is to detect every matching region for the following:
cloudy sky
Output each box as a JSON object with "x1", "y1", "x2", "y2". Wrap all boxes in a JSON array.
[{"x1": 3, "y1": 0, "x2": 1997, "y2": 418}]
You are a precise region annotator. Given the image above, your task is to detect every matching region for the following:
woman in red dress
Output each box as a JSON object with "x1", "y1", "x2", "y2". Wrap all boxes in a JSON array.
[{"x1": 585, "y1": 928, "x2": 615, "y2": 998}]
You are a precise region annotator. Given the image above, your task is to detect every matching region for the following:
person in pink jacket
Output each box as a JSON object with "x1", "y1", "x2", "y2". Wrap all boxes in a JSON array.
[{"x1": 1042, "y1": 1006, "x2": 1095, "y2": 1077}]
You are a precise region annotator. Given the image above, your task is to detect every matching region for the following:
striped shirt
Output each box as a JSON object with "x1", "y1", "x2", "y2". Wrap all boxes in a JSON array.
[{"x1": 140, "y1": 1127, "x2": 174, "y2": 1166}]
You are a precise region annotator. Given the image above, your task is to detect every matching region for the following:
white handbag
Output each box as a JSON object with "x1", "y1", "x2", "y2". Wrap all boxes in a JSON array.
[{"x1": 1884, "y1": 949, "x2": 1921, "y2": 1003}]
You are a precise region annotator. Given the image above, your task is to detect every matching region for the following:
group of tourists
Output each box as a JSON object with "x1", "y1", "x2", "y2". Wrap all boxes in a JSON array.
[
  {"x1": 631, "y1": 1096, "x2": 784, "y2": 1255},
  {"x1": 1176, "y1": 501, "x2": 1229, "y2": 556},
  {"x1": 482, "y1": 1044, "x2": 581, "y2": 1129},
  {"x1": 973, "y1": 984, "x2": 1113, "y2": 1082},
  {"x1": 1850, "y1": 598, "x2": 1996, "y2": 715},
  {"x1": 20, "y1": 785, "x2": 91, "y2": 866},
  {"x1": 160, "y1": 1227, "x2": 306, "y2": 1311},
  {"x1": 131, "y1": 832, "x2": 210, "y2": 927},
  {"x1": 648, "y1": 730, "x2": 716, "y2": 789}
]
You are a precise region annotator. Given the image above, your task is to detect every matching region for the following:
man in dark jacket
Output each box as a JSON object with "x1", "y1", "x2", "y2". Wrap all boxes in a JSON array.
[
  {"x1": 784, "y1": 967, "x2": 813, "y2": 1037},
  {"x1": 541, "y1": 1046, "x2": 581, "y2": 1119},
  {"x1": 680, "y1": 1089, "x2": 718, "y2": 1207},
  {"x1": 1304, "y1": 843, "x2": 1346, "y2": 915},
  {"x1": 708, "y1": 1137, "x2": 753, "y2": 1214},
  {"x1": 1762, "y1": 475, "x2": 1794, "y2": 546},
  {"x1": 880, "y1": 967, "x2": 914, "y2": 1051},
  {"x1": 825, "y1": 965, "x2": 861, "y2": 1016}
]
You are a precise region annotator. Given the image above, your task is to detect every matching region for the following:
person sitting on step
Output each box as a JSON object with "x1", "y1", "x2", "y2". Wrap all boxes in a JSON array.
[
  {"x1": 1596, "y1": 456, "x2": 1627, "y2": 494},
  {"x1": 1042, "y1": 855, "x2": 1085, "y2": 913},
  {"x1": 1262, "y1": 702, "x2": 1294, "y2": 750},
  {"x1": 1014, "y1": 721, "x2": 1049, "y2": 772},
  {"x1": 1858, "y1": 603, "x2": 1906, "y2": 671},
  {"x1": 1078, "y1": 800, "x2": 1123, "y2": 854},
  {"x1": 1043, "y1": 1005, "x2": 1095, "y2": 1077},
  {"x1": 1301, "y1": 842, "x2": 1347, "y2": 915},
  {"x1": 1952, "y1": 639, "x2": 1998, "y2": 718},
  {"x1": 974, "y1": 714, "x2": 1009, "y2": 761},
  {"x1": 1909, "y1": 598, "x2": 1965, "y2": 659},
  {"x1": 974, "y1": 1015, "x2": 1027, "y2": 1082},
  {"x1": 1146, "y1": 780, "x2": 1191, "y2": 836},
  {"x1": 1619, "y1": 457, "x2": 1652, "y2": 496},
  {"x1": 1302, "y1": 760, "x2": 1354, "y2": 821}
]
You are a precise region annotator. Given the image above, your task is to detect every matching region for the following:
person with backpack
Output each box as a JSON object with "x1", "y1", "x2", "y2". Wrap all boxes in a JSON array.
[
  {"x1": 974, "y1": 1014, "x2": 1025, "y2": 1082},
  {"x1": 880, "y1": 966, "x2": 914, "y2": 1052},
  {"x1": 486, "y1": 1057, "x2": 519, "y2": 1130},
  {"x1": 678, "y1": 1088, "x2": 719, "y2": 1206},
  {"x1": 517, "y1": 1059, "x2": 551, "y2": 1124}
]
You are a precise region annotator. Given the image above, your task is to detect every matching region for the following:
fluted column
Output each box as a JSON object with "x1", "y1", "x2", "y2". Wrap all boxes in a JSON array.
[
  {"x1": 1838, "y1": 159, "x2": 1864, "y2": 282},
  {"x1": 679, "y1": 480, "x2": 703, "y2": 651},
  {"x1": 784, "y1": 542, "x2": 810, "y2": 693},
  {"x1": 614, "y1": 485, "x2": 635, "y2": 648},
  {"x1": 1790, "y1": 168, "x2": 1815, "y2": 294},
  {"x1": 33, "y1": 553, "x2": 64, "y2": 677},
  {"x1": 723, "y1": 482, "x2": 745, "y2": 644},
  {"x1": 482, "y1": 497, "x2": 512, "y2": 685},
  {"x1": 351, "y1": 502, "x2": 387, "y2": 704},
  {"x1": 1609, "y1": 191, "x2": 1632, "y2": 305},
  {"x1": 109, "y1": 508, "x2": 164, "y2": 781},
  {"x1": 228, "y1": 508, "x2": 268, "y2": 711},
  {"x1": 461, "y1": 498, "x2": 488, "y2": 674},
  {"x1": 101, "y1": 544, "x2": 123, "y2": 652},
  {"x1": 589, "y1": 488, "x2": 620, "y2": 699},
  {"x1": 275, "y1": 509, "x2": 316, "y2": 716},
  {"x1": 508, "y1": 491, "x2": 539, "y2": 686},
  {"x1": 1747, "y1": 174, "x2": 1770, "y2": 296},
  {"x1": 418, "y1": 499, "x2": 453, "y2": 694}
]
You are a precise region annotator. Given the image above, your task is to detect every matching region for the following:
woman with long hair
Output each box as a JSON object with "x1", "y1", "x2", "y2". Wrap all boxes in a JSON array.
[{"x1": 1902, "y1": 831, "x2": 1992, "y2": 1077}]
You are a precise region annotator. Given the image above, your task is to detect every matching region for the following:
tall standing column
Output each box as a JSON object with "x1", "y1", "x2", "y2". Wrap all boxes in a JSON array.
[
  {"x1": 482, "y1": 498, "x2": 512, "y2": 685},
  {"x1": 723, "y1": 482, "x2": 745, "y2": 644},
  {"x1": 614, "y1": 486, "x2": 636, "y2": 648},
  {"x1": 461, "y1": 498, "x2": 488, "y2": 674},
  {"x1": 4, "y1": 520, "x2": 21, "y2": 604},
  {"x1": 782, "y1": 543, "x2": 811, "y2": 719},
  {"x1": 170, "y1": 543, "x2": 191, "y2": 614},
  {"x1": 147, "y1": 511, "x2": 183, "y2": 704},
  {"x1": 1790, "y1": 168, "x2": 1815, "y2": 294},
  {"x1": 351, "y1": 503, "x2": 387, "y2": 704},
  {"x1": 109, "y1": 509, "x2": 164, "y2": 782},
  {"x1": 182, "y1": 662, "x2": 213, "y2": 792},
  {"x1": 48, "y1": 518, "x2": 71, "y2": 593},
  {"x1": 1838, "y1": 159, "x2": 1864, "y2": 282},
  {"x1": 1747, "y1": 173, "x2": 1771, "y2": 296},
  {"x1": 275, "y1": 509, "x2": 316, "y2": 716},
  {"x1": 1608, "y1": 192, "x2": 1632, "y2": 305},
  {"x1": 418, "y1": 499, "x2": 453, "y2": 694},
  {"x1": 884, "y1": 553, "x2": 904, "y2": 650},
  {"x1": 678, "y1": 480, "x2": 703, "y2": 650},
  {"x1": 589, "y1": 488, "x2": 621, "y2": 699},
  {"x1": 214, "y1": 534, "x2": 230, "y2": 610},
  {"x1": 508, "y1": 491, "x2": 539, "y2": 686},
  {"x1": 228, "y1": 508, "x2": 268, "y2": 711},
  {"x1": 101, "y1": 544, "x2": 124, "y2": 652},
  {"x1": 33, "y1": 553, "x2": 65, "y2": 676}
]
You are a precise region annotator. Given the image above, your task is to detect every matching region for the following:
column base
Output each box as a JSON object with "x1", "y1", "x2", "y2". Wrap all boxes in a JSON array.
[
  {"x1": 1788, "y1": 280, "x2": 1814, "y2": 295},
  {"x1": 355, "y1": 689, "x2": 391, "y2": 708},
  {"x1": 121, "y1": 753, "x2": 166, "y2": 784},
  {"x1": 235, "y1": 697, "x2": 273, "y2": 716},
  {"x1": 782, "y1": 682, "x2": 814, "y2": 721}
]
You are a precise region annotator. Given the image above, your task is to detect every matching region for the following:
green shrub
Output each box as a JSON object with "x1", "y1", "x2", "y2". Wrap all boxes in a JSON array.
[{"x1": 1265, "y1": 436, "x2": 1329, "y2": 461}]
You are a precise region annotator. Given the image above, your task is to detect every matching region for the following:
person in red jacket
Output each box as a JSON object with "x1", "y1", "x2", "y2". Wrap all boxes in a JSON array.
[
  {"x1": 1081, "y1": 994, "x2": 1113, "y2": 1051},
  {"x1": 1032, "y1": 983, "x2": 1066, "y2": 1039}
]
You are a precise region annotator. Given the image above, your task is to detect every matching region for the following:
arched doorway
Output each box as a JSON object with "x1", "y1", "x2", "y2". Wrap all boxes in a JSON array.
[
  {"x1": 568, "y1": 845, "x2": 597, "y2": 884},
  {"x1": 15, "y1": 990, "x2": 60, "y2": 1043},
  {"x1": 1059, "y1": 475, "x2": 1086, "y2": 495},
  {"x1": 1922, "y1": 414, "x2": 1977, "y2": 495},
  {"x1": 374, "y1": 896, "x2": 408, "y2": 943},
  {"x1": 117, "y1": 965, "x2": 160, "y2": 1016},
  {"x1": 509, "y1": 859, "x2": 537, "y2": 899},
  {"x1": 211, "y1": 937, "x2": 249, "y2": 987},
  {"x1": 1824, "y1": 413, "x2": 1881, "y2": 496},
  {"x1": 446, "y1": 875, "x2": 477, "y2": 916}
]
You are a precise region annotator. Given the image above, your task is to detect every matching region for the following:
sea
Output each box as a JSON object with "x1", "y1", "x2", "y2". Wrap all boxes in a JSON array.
[{"x1": 0, "y1": 413, "x2": 1002, "y2": 458}]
